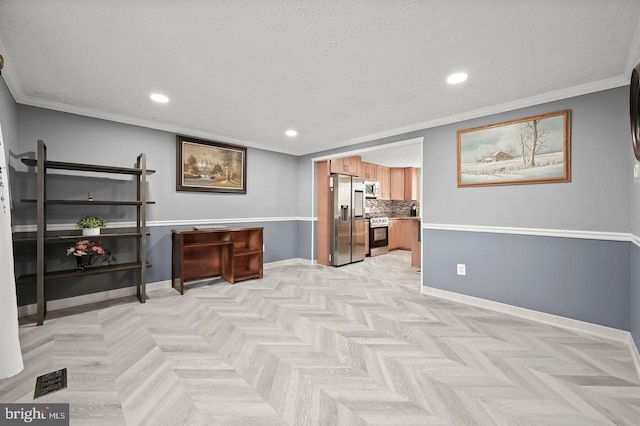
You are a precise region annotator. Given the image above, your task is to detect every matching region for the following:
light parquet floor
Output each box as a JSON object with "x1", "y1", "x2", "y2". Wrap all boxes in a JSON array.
[
  {"x1": 338, "y1": 250, "x2": 421, "y2": 289},
  {"x1": 2, "y1": 261, "x2": 640, "y2": 425}
]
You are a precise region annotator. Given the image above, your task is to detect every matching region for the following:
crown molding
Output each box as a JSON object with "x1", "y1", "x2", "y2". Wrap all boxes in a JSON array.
[
  {"x1": 311, "y1": 137, "x2": 424, "y2": 162},
  {"x1": 313, "y1": 76, "x2": 628, "y2": 155},
  {"x1": 4, "y1": 58, "x2": 627, "y2": 158},
  {"x1": 13, "y1": 93, "x2": 299, "y2": 156}
]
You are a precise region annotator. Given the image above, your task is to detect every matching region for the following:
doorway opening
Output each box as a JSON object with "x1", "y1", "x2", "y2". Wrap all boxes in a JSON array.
[{"x1": 310, "y1": 137, "x2": 424, "y2": 291}]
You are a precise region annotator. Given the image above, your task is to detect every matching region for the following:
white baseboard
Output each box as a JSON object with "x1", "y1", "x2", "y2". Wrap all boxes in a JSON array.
[
  {"x1": 17, "y1": 280, "x2": 173, "y2": 317},
  {"x1": 263, "y1": 258, "x2": 314, "y2": 269},
  {"x1": 421, "y1": 285, "x2": 640, "y2": 380},
  {"x1": 421, "y1": 285, "x2": 630, "y2": 342}
]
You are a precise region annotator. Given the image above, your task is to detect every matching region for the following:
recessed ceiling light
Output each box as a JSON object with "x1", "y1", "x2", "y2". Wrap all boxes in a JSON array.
[
  {"x1": 447, "y1": 72, "x2": 468, "y2": 85},
  {"x1": 285, "y1": 129, "x2": 298, "y2": 137},
  {"x1": 150, "y1": 93, "x2": 169, "y2": 103}
]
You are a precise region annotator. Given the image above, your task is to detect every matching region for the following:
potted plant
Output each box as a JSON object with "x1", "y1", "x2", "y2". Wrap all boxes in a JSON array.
[
  {"x1": 67, "y1": 240, "x2": 106, "y2": 270},
  {"x1": 76, "y1": 216, "x2": 107, "y2": 236},
  {"x1": 66, "y1": 239, "x2": 117, "y2": 271}
]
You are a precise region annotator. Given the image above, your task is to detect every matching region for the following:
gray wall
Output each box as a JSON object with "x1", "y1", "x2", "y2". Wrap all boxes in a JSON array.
[
  {"x1": 302, "y1": 87, "x2": 634, "y2": 331},
  {"x1": 147, "y1": 221, "x2": 300, "y2": 284},
  {"x1": 0, "y1": 77, "x2": 18, "y2": 162},
  {"x1": 17, "y1": 106, "x2": 300, "y2": 221},
  {"x1": 632, "y1": 245, "x2": 640, "y2": 345},
  {"x1": 424, "y1": 229, "x2": 630, "y2": 330},
  {"x1": 296, "y1": 220, "x2": 313, "y2": 260},
  {"x1": 12, "y1": 105, "x2": 304, "y2": 304},
  {"x1": 631, "y1": 52, "x2": 640, "y2": 355},
  {"x1": 630, "y1": 103, "x2": 640, "y2": 344},
  {"x1": 8, "y1": 83, "x2": 639, "y2": 335},
  {"x1": 300, "y1": 87, "x2": 630, "y2": 232},
  {"x1": 14, "y1": 220, "x2": 300, "y2": 305},
  {"x1": 422, "y1": 88, "x2": 632, "y2": 329},
  {"x1": 424, "y1": 88, "x2": 630, "y2": 232}
]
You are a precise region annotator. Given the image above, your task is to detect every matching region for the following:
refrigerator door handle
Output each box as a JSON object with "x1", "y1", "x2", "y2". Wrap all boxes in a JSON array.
[{"x1": 353, "y1": 190, "x2": 364, "y2": 218}]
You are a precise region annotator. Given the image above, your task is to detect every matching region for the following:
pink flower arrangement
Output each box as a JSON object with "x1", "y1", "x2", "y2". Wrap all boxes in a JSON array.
[
  {"x1": 67, "y1": 240, "x2": 116, "y2": 271},
  {"x1": 67, "y1": 240, "x2": 106, "y2": 257}
]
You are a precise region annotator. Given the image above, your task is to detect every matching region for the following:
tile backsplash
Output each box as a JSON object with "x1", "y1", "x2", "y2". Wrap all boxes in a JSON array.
[{"x1": 366, "y1": 199, "x2": 419, "y2": 218}]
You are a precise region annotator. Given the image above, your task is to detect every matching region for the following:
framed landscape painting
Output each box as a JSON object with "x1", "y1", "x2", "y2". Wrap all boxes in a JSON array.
[
  {"x1": 457, "y1": 110, "x2": 571, "y2": 187},
  {"x1": 176, "y1": 135, "x2": 247, "y2": 193}
]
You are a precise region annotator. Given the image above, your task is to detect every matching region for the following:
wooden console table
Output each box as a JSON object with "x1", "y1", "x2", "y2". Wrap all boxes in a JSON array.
[{"x1": 171, "y1": 227, "x2": 264, "y2": 294}]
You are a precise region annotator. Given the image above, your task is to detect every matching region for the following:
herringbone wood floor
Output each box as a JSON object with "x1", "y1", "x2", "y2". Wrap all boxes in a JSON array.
[{"x1": 2, "y1": 262, "x2": 640, "y2": 425}]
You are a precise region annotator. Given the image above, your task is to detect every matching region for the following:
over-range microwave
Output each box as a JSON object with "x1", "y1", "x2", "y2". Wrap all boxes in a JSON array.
[{"x1": 364, "y1": 181, "x2": 378, "y2": 198}]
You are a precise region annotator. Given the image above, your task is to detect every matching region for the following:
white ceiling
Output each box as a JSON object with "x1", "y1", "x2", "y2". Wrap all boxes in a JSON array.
[
  {"x1": 1, "y1": 1, "x2": 640, "y2": 157},
  {"x1": 358, "y1": 140, "x2": 422, "y2": 168}
]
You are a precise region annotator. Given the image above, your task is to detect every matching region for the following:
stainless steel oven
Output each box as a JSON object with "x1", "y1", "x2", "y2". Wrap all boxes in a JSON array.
[{"x1": 369, "y1": 217, "x2": 389, "y2": 256}]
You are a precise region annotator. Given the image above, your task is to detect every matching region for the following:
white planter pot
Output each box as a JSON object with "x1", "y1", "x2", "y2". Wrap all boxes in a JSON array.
[{"x1": 82, "y1": 227, "x2": 100, "y2": 236}]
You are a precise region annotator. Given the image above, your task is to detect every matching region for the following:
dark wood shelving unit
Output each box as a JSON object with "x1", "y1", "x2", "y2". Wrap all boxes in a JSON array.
[
  {"x1": 172, "y1": 227, "x2": 263, "y2": 293},
  {"x1": 21, "y1": 158, "x2": 156, "y2": 175},
  {"x1": 226, "y1": 228, "x2": 264, "y2": 283},
  {"x1": 17, "y1": 262, "x2": 153, "y2": 282},
  {"x1": 12, "y1": 230, "x2": 150, "y2": 243},
  {"x1": 234, "y1": 247, "x2": 262, "y2": 255},
  {"x1": 18, "y1": 140, "x2": 154, "y2": 325},
  {"x1": 21, "y1": 199, "x2": 156, "y2": 205}
]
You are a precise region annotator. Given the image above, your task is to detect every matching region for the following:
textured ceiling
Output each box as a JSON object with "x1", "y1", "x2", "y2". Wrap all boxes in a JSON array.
[
  {"x1": 359, "y1": 139, "x2": 422, "y2": 168},
  {"x1": 1, "y1": 1, "x2": 640, "y2": 157}
]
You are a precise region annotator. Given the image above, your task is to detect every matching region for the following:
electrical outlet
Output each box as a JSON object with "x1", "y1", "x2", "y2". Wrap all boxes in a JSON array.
[{"x1": 457, "y1": 264, "x2": 466, "y2": 276}]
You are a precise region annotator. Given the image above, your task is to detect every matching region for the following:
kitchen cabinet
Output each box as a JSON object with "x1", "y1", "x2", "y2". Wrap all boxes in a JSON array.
[
  {"x1": 411, "y1": 220, "x2": 421, "y2": 268},
  {"x1": 359, "y1": 161, "x2": 377, "y2": 181},
  {"x1": 390, "y1": 168, "x2": 405, "y2": 200},
  {"x1": 330, "y1": 155, "x2": 361, "y2": 176},
  {"x1": 365, "y1": 220, "x2": 370, "y2": 255},
  {"x1": 317, "y1": 161, "x2": 331, "y2": 266},
  {"x1": 388, "y1": 219, "x2": 399, "y2": 250},
  {"x1": 376, "y1": 165, "x2": 391, "y2": 200},
  {"x1": 398, "y1": 220, "x2": 412, "y2": 250},
  {"x1": 388, "y1": 219, "x2": 412, "y2": 251},
  {"x1": 404, "y1": 167, "x2": 419, "y2": 201}
]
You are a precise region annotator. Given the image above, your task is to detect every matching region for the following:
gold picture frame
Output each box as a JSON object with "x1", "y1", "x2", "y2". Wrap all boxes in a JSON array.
[
  {"x1": 176, "y1": 135, "x2": 247, "y2": 193},
  {"x1": 457, "y1": 110, "x2": 571, "y2": 187}
]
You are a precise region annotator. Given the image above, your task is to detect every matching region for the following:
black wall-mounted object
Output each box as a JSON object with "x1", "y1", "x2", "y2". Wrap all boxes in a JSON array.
[{"x1": 630, "y1": 63, "x2": 640, "y2": 161}]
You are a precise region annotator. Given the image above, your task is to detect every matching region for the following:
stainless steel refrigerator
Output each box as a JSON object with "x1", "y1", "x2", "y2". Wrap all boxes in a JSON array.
[{"x1": 330, "y1": 174, "x2": 365, "y2": 266}]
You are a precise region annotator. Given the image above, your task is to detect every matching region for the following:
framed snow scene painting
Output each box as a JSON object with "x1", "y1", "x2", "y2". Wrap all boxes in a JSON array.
[
  {"x1": 176, "y1": 135, "x2": 247, "y2": 194},
  {"x1": 457, "y1": 110, "x2": 570, "y2": 187}
]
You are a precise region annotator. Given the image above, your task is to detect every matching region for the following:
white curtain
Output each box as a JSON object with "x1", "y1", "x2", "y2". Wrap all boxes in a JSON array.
[{"x1": 0, "y1": 123, "x2": 23, "y2": 378}]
